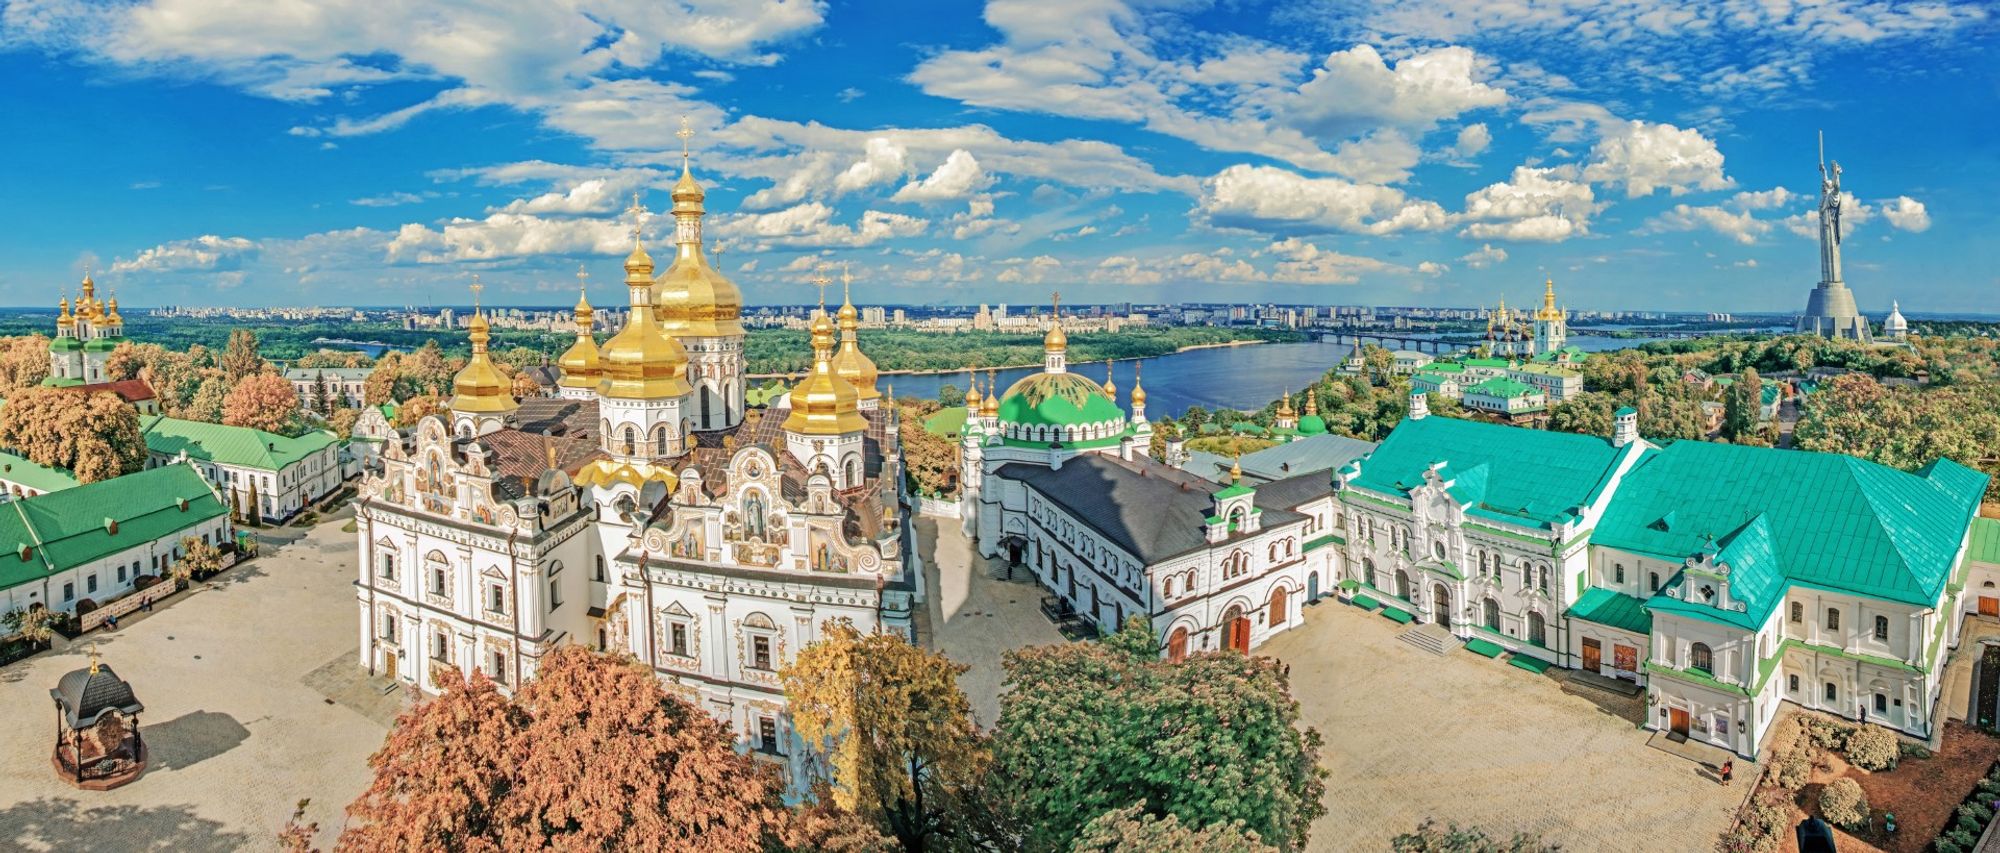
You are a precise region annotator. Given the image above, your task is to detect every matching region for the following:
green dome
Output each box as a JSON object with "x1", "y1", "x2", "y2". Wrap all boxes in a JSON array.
[
  {"x1": 49, "y1": 338, "x2": 82, "y2": 353},
  {"x1": 83, "y1": 338, "x2": 118, "y2": 352},
  {"x1": 997, "y1": 371, "x2": 1126, "y2": 427},
  {"x1": 1298, "y1": 414, "x2": 1329, "y2": 435}
]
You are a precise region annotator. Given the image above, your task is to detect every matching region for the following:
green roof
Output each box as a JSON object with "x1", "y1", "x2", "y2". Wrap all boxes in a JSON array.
[
  {"x1": 1351, "y1": 417, "x2": 1628, "y2": 528},
  {"x1": 1464, "y1": 637, "x2": 1505, "y2": 658},
  {"x1": 0, "y1": 451, "x2": 79, "y2": 494},
  {"x1": 1568, "y1": 587, "x2": 1652, "y2": 635},
  {"x1": 1380, "y1": 606, "x2": 1414, "y2": 624},
  {"x1": 924, "y1": 407, "x2": 968, "y2": 437},
  {"x1": 997, "y1": 374, "x2": 1127, "y2": 427},
  {"x1": 745, "y1": 382, "x2": 790, "y2": 407},
  {"x1": 1969, "y1": 518, "x2": 2000, "y2": 565},
  {"x1": 1508, "y1": 654, "x2": 1553, "y2": 673},
  {"x1": 1465, "y1": 377, "x2": 1539, "y2": 398},
  {"x1": 1351, "y1": 593, "x2": 1380, "y2": 610},
  {"x1": 1416, "y1": 363, "x2": 1467, "y2": 375},
  {"x1": 40, "y1": 376, "x2": 83, "y2": 387},
  {"x1": 1464, "y1": 357, "x2": 1510, "y2": 368},
  {"x1": 1297, "y1": 414, "x2": 1328, "y2": 435},
  {"x1": 83, "y1": 338, "x2": 118, "y2": 352},
  {"x1": 140, "y1": 415, "x2": 337, "y2": 472},
  {"x1": 1599, "y1": 441, "x2": 1987, "y2": 621},
  {"x1": 49, "y1": 338, "x2": 82, "y2": 353},
  {"x1": 0, "y1": 464, "x2": 226, "y2": 591}
]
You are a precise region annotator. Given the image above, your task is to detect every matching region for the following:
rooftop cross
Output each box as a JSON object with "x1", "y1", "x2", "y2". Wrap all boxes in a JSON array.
[
  {"x1": 469, "y1": 274, "x2": 483, "y2": 314},
  {"x1": 676, "y1": 115, "x2": 694, "y2": 161},
  {"x1": 575, "y1": 264, "x2": 588, "y2": 293},
  {"x1": 809, "y1": 266, "x2": 832, "y2": 313},
  {"x1": 1050, "y1": 290, "x2": 1061, "y2": 318},
  {"x1": 625, "y1": 192, "x2": 648, "y2": 244},
  {"x1": 841, "y1": 262, "x2": 854, "y2": 303}
]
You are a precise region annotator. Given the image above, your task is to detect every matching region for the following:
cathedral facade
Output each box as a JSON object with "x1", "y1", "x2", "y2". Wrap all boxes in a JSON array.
[
  {"x1": 47, "y1": 273, "x2": 125, "y2": 386},
  {"x1": 352, "y1": 147, "x2": 914, "y2": 780}
]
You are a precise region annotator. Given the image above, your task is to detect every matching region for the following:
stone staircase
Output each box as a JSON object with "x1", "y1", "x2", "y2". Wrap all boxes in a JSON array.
[{"x1": 1398, "y1": 624, "x2": 1459, "y2": 657}]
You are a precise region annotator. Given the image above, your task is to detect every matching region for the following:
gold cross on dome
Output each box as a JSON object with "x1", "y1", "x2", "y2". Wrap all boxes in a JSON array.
[
  {"x1": 624, "y1": 192, "x2": 648, "y2": 244},
  {"x1": 809, "y1": 266, "x2": 832, "y2": 312},
  {"x1": 840, "y1": 262, "x2": 854, "y2": 302},
  {"x1": 469, "y1": 274, "x2": 484, "y2": 313},
  {"x1": 1050, "y1": 291, "x2": 1061, "y2": 318},
  {"x1": 676, "y1": 116, "x2": 694, "y2": 159},
  {"x1": 575, "y1": 264, "x2": 588, "y2": 294}
]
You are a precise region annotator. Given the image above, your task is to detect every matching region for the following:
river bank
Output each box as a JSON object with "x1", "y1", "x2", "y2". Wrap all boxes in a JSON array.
[{"x1": 745, "y1": 338, "x2": 1271, "y2": 380}]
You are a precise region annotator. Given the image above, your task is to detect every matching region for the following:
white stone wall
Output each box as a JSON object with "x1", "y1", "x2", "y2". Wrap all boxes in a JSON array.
[{"x1": 0, "y1": 516, "x2": 230, "y2": 617}]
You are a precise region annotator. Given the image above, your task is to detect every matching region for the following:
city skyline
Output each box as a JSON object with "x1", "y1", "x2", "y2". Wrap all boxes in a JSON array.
[{"x1": 0, "y1": 1, "x2": 1994, "y2": 311}]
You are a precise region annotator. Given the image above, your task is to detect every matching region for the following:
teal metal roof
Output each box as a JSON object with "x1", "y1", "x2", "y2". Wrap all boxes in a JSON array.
[
  {"x1": 0, "y1": 451, "x2": 79, "y2": 494},
  {"x1": 1466, "y1": 377, "x2": 1538, "y2": 398},
  {"x1": 141, "y1": 415, "x2": 337, "y2": 472},
  {"x1": 1350, "y1": 417, "x2": 1624, "y2": 528},
  {"x1": 1567, "y1": 586, "x2": 1652, "y2": 635},
  {"x1": 0, "y1": 464, "x2": 225, "y2": 591},
  {"x1": 1599, "y1": 440, "x2": 1986, "y2": 617}
]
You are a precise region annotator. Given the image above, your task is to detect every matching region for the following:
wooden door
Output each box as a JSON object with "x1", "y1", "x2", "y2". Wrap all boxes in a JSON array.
[
  {"x1": 1167, "y1": 628, "x2": 1188, "y2": 662},
  {"x1": 383, "y1": 650, "x2": 398, "y2": 680},
  {"x1": 1581, "y1": 638, "x2": 1602, "y2": 673},
  {"x1": 1223, "y1": 607, "x2": 1251, "y2": 654},
  {"x1": 1981, "y1": 597, "x2": 1999, "y2": 617},
  {"x1": 1669, "y1": 708, "x2": 1690, "y2": 736}
]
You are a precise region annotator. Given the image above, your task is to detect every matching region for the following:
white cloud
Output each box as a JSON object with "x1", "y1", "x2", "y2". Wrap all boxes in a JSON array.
[
  {"x1": 111, "y1": 235, "x2": 258, "y2": 273},
  {"x1": 1647, "y1": 204, "x2": 1770, "y2": 244},
  {"x1": 1456, "y1": 166, "x2": 1603, "y2": 242},
  {"x1": 1198, "y1": 164, "x2": 1449, "y2": 236},
  {"x1": 890, "y1": 150, "x2": 993, "y2": 203},
  {"x1": 492, "y1": 177, "x2": 630, "y2": 215},
  {"x1": 1880, "y1": 196, "x2": 1931, "y2": 232},
  {"x1": 1581, "y1": 120, "x2": 1732, "y2": 198},
  {"x1": 834, "y1": 137, "x2": 910, "y2": 194},
  {"x1": 1782, "y1": 192, "x2": 1873, "y2": 239},
  {"x1": 996, "y1": 255, "x2": 1062, "y2": 284},
  {"x1": 1730, "y1": 187, "x2": 1798, "y2": 210},
  {"x1": 1458, "y1": 244, "x2": 1508, "y2": 268},
  {"x1": 1272, "y1": 45, "x2": 1507, "y2": 142},
  {"x1": 1454, "y1": 123, "x2": 1491, "y2": 158},
  {"x1": 385, "y1": 213, "x2": 630, "y2": 263},
  {"x1": 714, "y1": 203, "x2": 928, "y2": 250},
  {"x1": 1417, "y1": 260, "x2": 1448, "y2": 276},
  {"x1": 1262, "y1": 238, "x2": 1401, "y2": 284},
  {"x1": 351, "y1": 191, "x2": 431, "y2": 207}
]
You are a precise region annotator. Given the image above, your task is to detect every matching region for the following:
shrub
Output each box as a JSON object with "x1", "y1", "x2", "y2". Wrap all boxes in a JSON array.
[
  {"x1": 1947, "y1": 828, "x2": 1978, "y2": 850},
  {"x1": 1961, "y1": 801, "x2": 1995, "y2": 826},
  {"x1": 1980, "y1": 778, "x2": 2000, "y2": 799},
  {"x1": 1805, "y1": 717, "x2": 1850, "y2": 750},
  {"x1": 1844, "y1": 724, "x2": 1899, "y2": 771},
  {"x1": 1902, "y1": 741, "x2": 1933, "y2": 760},
  {"x1": 1936, "y1": 838, "x2": 1965, "y2": 853},
  {"x1": 1958, "y1": 815, "x2": 1984, "y2": 836},
  {"x1": 1819, "y1": 777, "x2": 1868, "y2": 829},
  {"x1": 1775, "y1": 749, "x2": 1813, "y2": 790}
]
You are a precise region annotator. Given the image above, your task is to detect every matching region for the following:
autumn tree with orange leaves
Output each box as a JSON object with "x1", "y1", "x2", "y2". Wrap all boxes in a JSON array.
[
  {"x1": 334, "y1": 646, "x2": 801, "y2": 853},
  {"x1": 0, "y1": 386, "x2": 144, "y2": 483},
  {"x1": 222, "y1": 373, "x2": 302, "y2": 435}
]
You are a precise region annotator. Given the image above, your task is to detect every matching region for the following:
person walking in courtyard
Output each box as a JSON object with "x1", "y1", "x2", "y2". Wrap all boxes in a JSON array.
[{"x1": 1719, "y1": 759, "x2": 1733, "y2": 786}]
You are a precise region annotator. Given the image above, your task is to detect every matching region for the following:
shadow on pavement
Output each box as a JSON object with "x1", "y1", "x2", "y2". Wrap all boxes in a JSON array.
[
  {"x1": 142, "y1": 710, "x2": 252, "y2": 775},
  {"x1": 0, "y1": 797, "x2": 249, "y2": 853}
]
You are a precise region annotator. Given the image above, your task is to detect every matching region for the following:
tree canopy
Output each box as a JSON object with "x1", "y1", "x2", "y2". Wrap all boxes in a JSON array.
[{"x1": 0, "y1": 386, "x2": 145, "y2": 483}]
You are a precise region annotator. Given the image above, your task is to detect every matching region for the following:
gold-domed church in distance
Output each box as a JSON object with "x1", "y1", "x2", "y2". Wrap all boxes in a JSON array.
[
  {"x1": 46, "y1": 271, "x2": 127, "y2": 386},
  {"x1": 352, "y1": 128, "x2": 913, "y2": 796}
]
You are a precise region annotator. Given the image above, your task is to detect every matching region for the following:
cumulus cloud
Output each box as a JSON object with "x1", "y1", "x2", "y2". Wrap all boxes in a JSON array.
[
  {"x1": 1271, "y1": 45, "x2": 1508, "y2": 142},
  {"x1": 351, "y1": 191, "x2": 433, "y2": 207},
  {"x1": 1454, "y1": 123, "x2": 1491, "y2": 158},
  {"x1": 1581, "y1": 120, "x2": 1732, "y2": 198},
  {"x1": 1730, "y1": 187, "x2": 1798, "y2": 210},
  {"x1": 890, "y1": 150, "x2": 993, "y2": 203},
  {"x1": 1458, "y1": 244, "x2": 1508, "y2": 268},
  {"x1": 834, "y1": 137, "x2": 910, "y2": 194},
  {"x1": 1261, "y1": 238, "x2": 1401, "y2": 284},
  {"x1": 111, "y1": 235, "x2": 259, "y2": 273},
  {"x1": 1647, "y1": 204, "x2": 1770, "y2": 244},
  {"x1": 1198, "y1": 164, "x2": 1449, "y2": 236},
  {"x1": 1417, "y1": 260, "x2": 1448, "y2": 276},
  {"x1": 385, "y1": 214, "x2": 630, "y2": 263},
  {"x1": 1456, "y1": 166, "x2": 1603, "y2": 242},
  {"x1": 714, "y1": 203, "x2": 928, "y2": 250},
  {"x1": 996, "y1": 255, "x2": 1062, "y2": 284},
  {"x1": 1880, "y1": 196, "x2": 1931, "y2": 232}
]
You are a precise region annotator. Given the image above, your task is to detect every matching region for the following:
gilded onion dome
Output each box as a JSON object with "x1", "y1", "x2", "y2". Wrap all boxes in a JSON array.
[
  {"x1": 1297, "y1": 389, "x2": 1328, "y2": 435},
  {"x1": 57, "y1": 297, "x2": 74, "y2": 328},
  {"x1": 653, "y1": 130, "x2": 744, "y2": 339},
  {"x1": 1043, "y1": 316, "x2": 1067, "y2": 352},
  {"x1": 1103, "y1": 363, "x2": 1117, "y2": 402},
  {"x1": 1277, "y1": 390, "x2": 1296, "y2": 419},
  {"x1": 104, "y1": 295, "x2": 122, "y2": 325},
  {"x1": 964, "y1": 371, "x2": 983, "y2": 411},
  {"x1": 557, "y1": 269, "x2": 602, "y2": 389},
  {"x1": 600, "y1": 229, "x2": 694, "y2": 400},
  {"x1": 1130, "y1": 363, "x2": 1146, "y2": 407},
  {"x1": 1000, "y1": 363, "x2": 1118, "y2": 427},
  {"x1": 784, "y1": 309, "x2": 866, "y2": 435},
  {"x1": 76, "y1": 274, "x2": 100, "y2": 320},
  {"x1": 1535, "y1": 277, "x2": 1563, "y2": 322},
  {"x1": 450, "y1": 287, "x2": 517, "y2": 414},
  {"x1": 829, "y1": 268, "x2": 881, "y2": 402}
]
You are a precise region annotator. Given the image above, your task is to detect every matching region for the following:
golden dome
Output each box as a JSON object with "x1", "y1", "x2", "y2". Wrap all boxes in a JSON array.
[
  {"x1": 1277, "y1": 390, "x2": 1295, "y2": 418},
  {"x1": 784, "y1": 310, "x2": 865, "y2": 436},
  {"x1": 981, "y1": 370, "x2": 999, "y2": 417},
  {"x1": 829, "y1": 268, "x2": 880, "y2": 401},
  {"x1": 1535, "y1": 277, "x2": 1563, "y2": 322},
  {"x1": 557, "y1": 276, "x2": 601, "y2": 388},
  {"x1": 105, "y1": 296, "x2": 122, "y2": 325},
  {"x1": 654, "y1": 155, "x2": 744, "y2": 339},
  {"x1": 964, "y1": 373, "x2": 983, "y2": 410},
  {"x1": 1130, "y1": 364, "x2": 1146, "y2": 407},
  {"x1": 1103, "y1": 363, "x2": 1117, "y2": 402},
  {"x1": 1044, "y1": 321, "x2": 1067, "y2": 353},
  {"x1": 600, "y1": 240, "x2": 693, "y2": 400},
  {"x1": 450, "y1": 304, "x2": 517, "y2": 415},
  {"x1": 57, "y1": 297, "x2": 74, "y2": 327}
]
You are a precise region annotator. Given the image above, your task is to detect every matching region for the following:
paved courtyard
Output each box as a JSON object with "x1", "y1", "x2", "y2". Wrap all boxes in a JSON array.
[
  {"x1": 1262, "y1": 601, "x2": 1746, "y2": 852},
  {"x1": 918, "y1": 517, "x2": 1064, "y2": 728},
  {"x1": 0, "y1": 510, "x2": 391, "y2": 852}
]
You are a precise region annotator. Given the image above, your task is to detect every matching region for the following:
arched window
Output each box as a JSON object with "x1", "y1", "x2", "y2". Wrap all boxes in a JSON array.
[
  {"x1": 1690, "y1": 643, "x2": 1713, "y2": 673},
  {"x1": 1538, "y1": 566, "x2": 1549, "y2": 593},
  {"x1": 1482, "y1": 597, "x2": 1499, "y2": 630},
  {"x1": 1163, "y1": 577, "x2": 1176, "y2": 598},
  {"x1": 1394, "y1": 569, "x2": 1411, "y2": 600},
  {"x1": 426, "y1": 552, "x2": 450, "y2": 596},
  {"x1": 1268, "y1": 585, "x2": 1289, "y2": 627},
  {"x1": 621, "y1": 426, "x2": 636, "y2": 456},
  {"x1": 1167, "y1": 627, "x2": 1189, "y2": 662},
  {"x1": 1363, "y1": 558, "x2": 1377, "y2": 589},
  {"x1": 1228, "y1": 506, "x2": 1247, "y2": 530},
  {"x1": 845, "y1": 456, "x2": 861, "y2": 487},
  {"x1": 1528, "y1": 612, "x2": 1546, "y2": 647},
  {"x1": 656, "y1": 427, "x2": 670, "y2": 457}
]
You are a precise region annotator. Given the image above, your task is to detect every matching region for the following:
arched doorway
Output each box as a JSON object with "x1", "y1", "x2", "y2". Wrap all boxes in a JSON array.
[
  {"x1": 1222, "y1": 606, "x2": 1251, "y2": 654},
  {"x1": 1528, "y1": 612, "x2": 1546, "y2": 647},
  {"x1": 1167, "y1": 627, "x2": 1189, "y2": 662},
  {"x1": 1268, "y1": 586, "x2": 1289, "y2": 628},
  {"x1": 1394, "y1": 569, "x2": 1411, "y2": 600},
  {"x1": 1363, "y1": 558, "x2": 1377, "y2": 589},
  {"x1": 1307, "y1": 571, "x2": 1320, "y2": 601},
  {"x1": 1432, "y1": 584, "x2": 1451, "y2": 629},
  {"x1": 1483, "y1": 598, "x2": 1501, "y2": 631}
]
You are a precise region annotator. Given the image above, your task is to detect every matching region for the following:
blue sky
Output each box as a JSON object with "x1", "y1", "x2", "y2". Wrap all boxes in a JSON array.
[{"x1": 0, "y1": 0, "x2": 1993, "y2": 313}]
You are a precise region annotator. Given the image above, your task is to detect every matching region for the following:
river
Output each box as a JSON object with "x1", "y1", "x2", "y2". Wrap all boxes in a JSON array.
[{"x1": 876, "y1": 332, "x2": 1668, "y2": 418}]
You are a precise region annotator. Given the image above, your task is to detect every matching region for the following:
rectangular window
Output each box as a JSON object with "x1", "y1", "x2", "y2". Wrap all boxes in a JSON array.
[
  {"x1": 1788, "y1": 674, "x2": 1799, "y2": 692},
  {"x1": 491, "y1": 651, "x2": 508, "y2": 684},
  {"x1": 116, "y1": 565, "x2": 126, "y2": 583},
  {"x1": 433, "y1": 633, "x2": 449, "y2": 662},
  {"x1": 379, "y1": 614, "x2": 395, "y2": 641},
  {"x1": 1790, "y1": 602, "x2": 1802, "y2": 623},
  {"x1": 1873, "y1": 615, "x2": 1888, "y2": 641},
  {"x1": 1614, "y1": 564, "x2": 1625, "y2": 583},
  {"x1": 670, "y1": 623, "x2": 689, "y2": 656},
  {"x1": 487, "y1": 584, "x2": 505, "y2": 614},
  {"x1": 1874, "y1": 693, "x2": 1887, "y2": 714},
  {"x1": 1824, "y1": 682, "x2": 1837, "y2": 702},
  {"x1": 63, "y1": 582, "x2": 74, "y2": 601},
  {"x1": 751, "y1": 635, "x2": 773, "y2": 671},
  {"x1": 1826, "y1": 609, "x2": 1840, "y2": 631},
  {"x1": 86, "y1": 575, "x2": 98, "y2": 594},
  {"x1": 758, "y1": 715, "x2": 782, "y2": 755}
]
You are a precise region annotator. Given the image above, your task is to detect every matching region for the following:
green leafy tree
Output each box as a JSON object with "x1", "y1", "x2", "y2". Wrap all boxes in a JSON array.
[
  {"x1": 2, "y1": 605, "x2": 56, "y2": 645},
  {"x1": 989, "y1": 616, "x2": 1326, "y2": 852},
  {"x1": 172, "y1": 536, "x2": 223, "y2": 584},
  {"x1": 1073, "y1": 802, "x2": 1275, "y2": 853},
  {"x1": 1721, "y1": 368, "x2": 1762, "y2": 440},
  {"x1": 0, "y1": 386, "x2": 146, "y2": 483},
  {"x1": 223, "y1": 328, "x2": 267, "y2": 381},
  {"x1": 1391, "y1": 818, "x2": 1558, "y2": 852}
]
